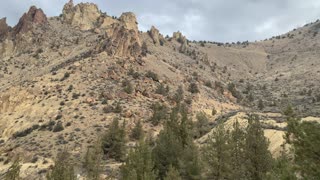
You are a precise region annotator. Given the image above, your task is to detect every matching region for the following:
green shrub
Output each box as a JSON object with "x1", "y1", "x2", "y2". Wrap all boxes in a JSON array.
[
  {"x1": 145, "y1": 71, "x2": 159, "y2": 81},
  {"x1": 47, "y1": 150, "x2": 76, "y2": 180},
  {"x1": 131, "y1": 120, "x2": 144, "y2": 140},
  {"x1": 53, "y1": 122, "x2": 64, "y2": 132},
  {"x1": 149, "y1": 102, "x2": 168, "y2": 126},
  {"x1": 188, "y1": 82, "x2": 200, "y2": 94},
  {"x1": 156, "y1": 83, "x2": 169, "y2": 96}
]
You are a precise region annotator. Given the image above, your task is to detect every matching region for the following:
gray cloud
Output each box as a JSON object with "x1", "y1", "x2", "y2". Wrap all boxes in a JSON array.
[{"x1": 1, "y1": 0, "x2": 320, "y2": 42}]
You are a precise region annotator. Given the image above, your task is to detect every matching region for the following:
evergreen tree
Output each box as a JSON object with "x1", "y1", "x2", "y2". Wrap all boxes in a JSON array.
[
  {"x1": 149, "y1": 102, "x2": 168, "y2": 126},
  {"x1": 47, "y1": 150, "x2": 76, "y2": 180},
  {"x1": 287, "y1": 117, "x2": 320, "y2": 179},
  {"x1": 203, "y1": 124, "x2": 231, "y2": 179},
  {"x1": 152, "y1": 124, "x2": 182, "y2": 179},
  {"x1": 258, "y1": 99, "x2": 264, "y2": 110},
  {"x1": 164, "y1": 165, "x2": 182, "y2": 180},
  {"x1": 244, "y1": 114, "x2": 273, "y2": 180},
  {"x1": 229, "y1": 120, "x2": 246, "y2": 180},
  {"x1": 84, "y1": 140, "x2": 103, "y2": 180},
  {"x1": 194, "y1": 112, "x2": 210, "y2": 138},
  {"x1": 153, "y1": 105, "x2": 201, "y2": 179},
  {"x1": 131, "y1": 120, "x2": 144, "y2": 140},
  {"x1": 120, "y1": 141, "x2": 157, "y2": 180},
  {"x1": 5, "y1": 158, "x2": 21, "y2": 180},
  {"x1": 266, "y1": 146, "x2": 296, "y2": 180},
  {"x1": 102, "y1": 118, "x2": 127, "y2": 161},
  {"x1": 173, "y1": 86, "x2": 184, "y2": 103}
]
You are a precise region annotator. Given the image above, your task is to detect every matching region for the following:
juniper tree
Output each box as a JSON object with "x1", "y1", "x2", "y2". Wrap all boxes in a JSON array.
[
  {"x1": 130, "y1": 120, "x2": 144, "y2": 140},
  {"x1": 164, "y1": 165, "x2": 182, "y2": 180},
  {"x1": 120, "y1": 141, "x2": 157, "y2": 180},
  {"x1": 194, "y1": 112, "x2": 210, "y2": 138},
  {"x1": 202, "y1": 124, "x2": 231, "y2": 179},
  {"x1": 102, "y1": 118, "x2": 127, "y2": 161},
  {"x1": 5, "y1": 158, "x2": 21, "y2": 180},
  {"x1": 244, "y1": 114, "x2": 273, "y2": 180},
  {"x1": 229, "y1": 120, "x2": 246, "y2": 180},
  {"x1": 47, "y1": 150, "x2": 76, "y2": 180},
  {"x1": 173, "y1": 86, "x2": 184, "y2": 103},
  {"x1": 153, "y1": 105, "x2": 201, "y2": 179},
  {"x1": 84, "y1": 140, "x2": 103, "y2": 180},
  {"x1": 286, "y1": 117, "x2": 320, "y2": 179}
]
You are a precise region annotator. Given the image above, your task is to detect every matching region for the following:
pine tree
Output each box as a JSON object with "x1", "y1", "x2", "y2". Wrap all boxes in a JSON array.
[
  {"x1": 258, "y1": 99, "x2": 264, "y2": 110},
  {"x1": 5, "y1": 158, "x2": 21, "y2": 180},
  {"x1": 102, "y1": 118, "x2": 127, "y2": 161},
  {"x1": 164, "y1": 165, "x2": 182, "y2": 180},
  {"x1": 229, "y1": 120, "x2": 246, "y2": 180},
  {"x1": 47, "y1": 150, "x2": 76, "y2": 180},
  {"x1": 287, "y1": 118, "x2": 320, "y2": 179},
  {"x1": 266, "y1": 146, "x2": 297, "y2": 180},
  {"x1": 153, "y1": 105, "x2": 201, "y2": 179},
  {"x1": 120, "y1": 141, "x2": 157, "y2": 180},
  {"x1": 84, "y1": 140, "x2": 103, "y2": 180},
  {"x1": 202, "y1": 124, "x2": 231, "y2": 179},
  {"x1": 244, "y1": 114, "x2": 273, "y2": 180},
  {"x1": 153, "y1": 122, "x2": 182, "y2": 179},
  {"x1": 130, "y1": 120, "x2": 144, "y2": 140},
  {"x1": 194, "y1": 112, "x2": 210, "y2": 138},
  {"x1": 173, "y1": 86, "x2": 184, "y2": 103}
]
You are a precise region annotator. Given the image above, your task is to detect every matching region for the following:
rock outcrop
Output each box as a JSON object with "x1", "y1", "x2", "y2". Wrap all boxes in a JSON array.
[
  {"x1": 0, "y1": 18, "x2": 10, "y2": 41},
  {"x1": 148, "y1": 26, "x2": 165, "y2": 45},
  {"x1": 97, "y1": 23, "x2": 141, "y2": 58},
  {"x1": 62, "y1": 0, "x2": 101, "y2": 31},
  {"x1": 99, "y1": 15, "x2": 118, "y2": 29},
  {"x1": 13, "y1": 6, "x2": 47, "y2": 35},
  {"x1": 173, "y1": 31, "x2": 188, "y2": 53},
  {"x1": 119, "y1": 12, "x2": 139, "y2": 33}
]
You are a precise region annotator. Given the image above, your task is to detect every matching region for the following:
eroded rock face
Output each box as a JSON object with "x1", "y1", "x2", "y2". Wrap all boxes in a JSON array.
[
  {"x1": 62, "y1": 0, "x2": 101, "y2": 31},
  {"x1": 148, "y1": 26, "x2": 165, "y2": 45},
  {"x1": 0, "y1": 18, "x2": 10, "y2": 41},
  {"x1": 99, "y1": 16, "x2": 119, "y2": 29},
  {"x1": 13, "y1": 6, "x2": 47, "y2": 35},
  {"x1": 172, "y1": 31, "x2": 188, "y2": 53},
  {"x1": 97, "y1": 24, "x2": 141, "y2": 58},
  {"x1": 119, "y1": 12, "x2": 139, "y2": 33}
]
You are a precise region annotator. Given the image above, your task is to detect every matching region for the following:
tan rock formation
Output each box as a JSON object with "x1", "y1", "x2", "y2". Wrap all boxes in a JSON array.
[
  {"x1": 97, "y1": 23, "x2": 141, "y2": 58},
  {"x1": 119, "y1": 12, "x2": 139, "y2": 33},
  {"x1": 62, "y1": 0, "x2": 101, "y2": 31},
  {"x1": 99, "y1": 16, "x2": 119, "y2": 29},
  {"x1": 148, "y1": 26, "x2": 165, "y2": 45},
  {"x1": 0, "y1": 18, "x2": 10, "y2": 41},
  {"x1": 173, "y1": 31, "x2": 188, "y2": 53},
  {"x1": 0, "y1": 39, "x2": 14, "y2": 58}
]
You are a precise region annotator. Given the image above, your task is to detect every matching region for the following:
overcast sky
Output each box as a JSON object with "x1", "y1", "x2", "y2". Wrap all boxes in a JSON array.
[{"x1": 1, "y1": 0, "x2": 320, "y2": 42}]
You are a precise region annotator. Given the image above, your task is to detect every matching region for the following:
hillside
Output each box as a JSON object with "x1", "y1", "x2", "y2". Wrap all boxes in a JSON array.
[{"x1": 0, "y1": 1, "x2": 320, "y2": 179}]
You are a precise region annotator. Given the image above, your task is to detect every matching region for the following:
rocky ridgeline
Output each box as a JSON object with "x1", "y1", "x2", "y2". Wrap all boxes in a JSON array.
[
  {"x1": 0, "y1": 6, "x2": 48, "y2": 59},
  {"x1": 13, "y1": 6, "x2": 47, "y2": 35},
  {"x1": 62, "y1": 0, "x2": 142, "y2": 58}
]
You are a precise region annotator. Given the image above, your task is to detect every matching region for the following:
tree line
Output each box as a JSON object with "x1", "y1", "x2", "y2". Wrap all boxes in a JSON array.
[{"x1": 4, "y1": 105, "x2": 320, "y2": 179}]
